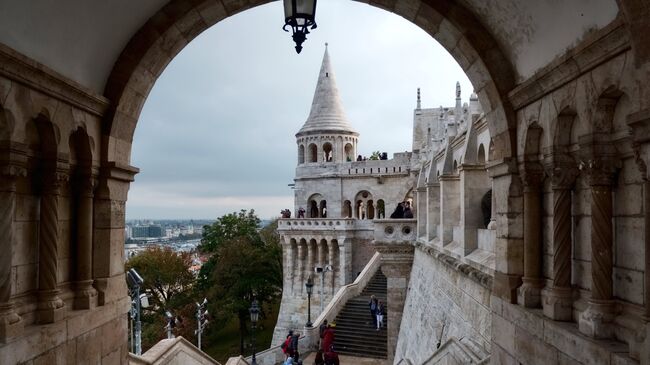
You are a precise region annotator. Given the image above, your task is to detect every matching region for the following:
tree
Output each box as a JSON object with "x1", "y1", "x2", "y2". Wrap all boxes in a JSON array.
[
  {"x1": 126, "y1": 247, "x2": 196, "y2": 349},
  {"x1": 199, "y1": 211, "x2": 282, "y2": 354},
  {"x1": 369, "y1": 150, "x2": 381, "y2": 160}
]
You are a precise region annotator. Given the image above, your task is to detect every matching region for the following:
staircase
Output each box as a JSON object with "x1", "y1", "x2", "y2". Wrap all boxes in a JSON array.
[{"x1": 332, "y1": 270, "x2": 387, "y2": 359}]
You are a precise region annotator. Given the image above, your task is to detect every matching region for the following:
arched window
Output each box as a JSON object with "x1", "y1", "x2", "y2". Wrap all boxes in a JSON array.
[
  {"x1": 309, "y1": 143, "x2": 318, "y2": 163},
  {"x1": 453, "y1": 160, "x2": 458, "y2": 173},
  {"x1": 298, "y1": 144, "x2": 305, "y2": 164},
  {"x1": 344, "y1": 143, "x2": 353, "y2": 162},
  {"x1": 323, "y1": 142, "x2": 333, "y2": 162},
  {"x1": 377, "y1": 199, "x2": 385, "y2": 219},
  {"x1": 477, "y1": 143, "x2": 485, "y2": 163},
  {"x1": 343, "y1": 200, "x2": 352, "y2": 218},
  {"x1": 488, "y1": 140, "x2": 495, "y2": 161},
  {"x1": 319, "y1": 200, "x2": 327, "y2": 218},
  {"x1": 354, "y1": 190, "x2": 374, "y2": 220}
]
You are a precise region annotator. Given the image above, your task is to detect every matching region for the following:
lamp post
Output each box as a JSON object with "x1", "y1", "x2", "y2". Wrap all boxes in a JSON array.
[
  {"x1": 126, "y1": 268, "x2": 144, "y2": 355},
  {"x1": 195, "y1": 298, "x2": 209, "y2": 351},
  {"x1": 305, "y1": 276, "x2": 314, "y2": 327},
  {"x1": 165, "y1": 311, "x2": 174, "y2": 339},
  {"x1": 282, "y1": 0, "x2": 317, "y2": 54},
  {"x1": 249, "y1": 299, "x2": 260, "y2": 365}
]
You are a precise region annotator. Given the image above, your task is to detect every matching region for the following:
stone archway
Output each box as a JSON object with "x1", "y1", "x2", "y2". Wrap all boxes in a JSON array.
[{"x1": 102, "y1": 0, "x2": 518, "y2": 166}]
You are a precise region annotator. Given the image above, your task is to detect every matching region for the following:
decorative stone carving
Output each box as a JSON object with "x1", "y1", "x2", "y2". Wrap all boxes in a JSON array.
[
  {"x1": 0, "y1": 163, "x2": 26, "y2": 342},
  {"x1": 578, "y1": 156, "x2": 619, "y2": 339},
  {"x1": 36, "y1": 169, "x2": 68, "y2": 324},
  {"x1": 541, "y1": 159, "x2": 578, "y2": 321}
]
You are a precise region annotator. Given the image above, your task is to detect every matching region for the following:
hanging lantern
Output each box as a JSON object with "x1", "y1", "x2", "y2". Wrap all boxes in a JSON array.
[{"x1": 283, "y1": 0, "x2": 317, "y2": 54}]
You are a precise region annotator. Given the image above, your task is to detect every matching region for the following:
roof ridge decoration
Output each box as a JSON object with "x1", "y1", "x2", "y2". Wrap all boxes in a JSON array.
[{"x1": 297, "y1": 44, "x2": 358, "y2": 136}]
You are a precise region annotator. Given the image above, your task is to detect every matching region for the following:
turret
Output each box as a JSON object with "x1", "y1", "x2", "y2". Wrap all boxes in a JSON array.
[{"x1": 295, "y1": 44, "x2": 359, "y2": 165}]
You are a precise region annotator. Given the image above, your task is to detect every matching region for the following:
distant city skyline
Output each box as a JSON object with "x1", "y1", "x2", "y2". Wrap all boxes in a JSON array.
[{"x1": 127, "y1": 0, "x2": 472, "y2": 220}]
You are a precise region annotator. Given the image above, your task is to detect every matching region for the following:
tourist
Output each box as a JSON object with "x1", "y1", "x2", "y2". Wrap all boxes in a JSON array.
[
  {"x1": 376, "y1": 300, "x2": 385, "y2": 331},
  {"x1": 290, "y1": 330, "x2": 300, "y2": 361},
  {"x1": 282, "y1": 330, "x2": 293, "y2": 359},
  {"x1": 319, "y1": 319, "x2": 328, "y2": 340},
  {"x1": 368, "y1": 295, "x2": 378, "y2": 327},
  {"x1": 403, "y1": 201, "x2": 413, "y2": 218},
  {"x1": 357, "y1": 155, "x2": 363, "y2": 161},
  {"x1": 390, "y1": 202, "x2": 404, "y2": 219},
  {"x1": 313, "y1": 350, "x2": 325, "y2": 365},
  {"x1": 321, "y1": 322, "x2": 335, "y2": 352},
  {"x1": 298, "y1": 207, "x2": 305, "y2": 218},
  {"x1": 323, "y1": 345, "x2": 340, "y2": 365}
]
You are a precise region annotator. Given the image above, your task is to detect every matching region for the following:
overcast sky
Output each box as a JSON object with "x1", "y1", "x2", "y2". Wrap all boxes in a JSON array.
[{"x1": 126, "y1": 0, "x2": 472, "y2": 220}]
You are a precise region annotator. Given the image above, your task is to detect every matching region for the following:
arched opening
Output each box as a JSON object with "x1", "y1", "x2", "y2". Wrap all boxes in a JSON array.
[
  {"x1": 354, "y1": 190, "x2": 374, "y2": 220},
  {"x1": 308, "y1": 143, "x2": 318, "y2": 163},
  {"x1": 319, "y1": 200, "x2": 327, "y2": 218},
  {"x1": 343, "y1": 200, "x2": 352, "y2": 218},
  {"x1": 477, "y1": 144, "x2": 486, "y2": 164},
  {"x1": 323, "y1": 142, "x2": 333, "y2": 162},
  {"x1": 377, "y1": 199, "x2": 385, "y2": 219},
  {"x1": 344, "y1": 143, "x2": 353, "y2": 162},
  {"x1": 298, "y1": 144, "x2": 305, "y2": 164}
]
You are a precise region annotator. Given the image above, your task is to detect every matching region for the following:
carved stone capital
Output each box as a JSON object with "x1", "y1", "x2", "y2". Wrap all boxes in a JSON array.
[
  {"x1": 42, "y1": 170, "x2": 70, "y2": 195},
  {"x1": 578, "y1": 158, "x2": 619, "y2": 186},
  {"x1": 543, "y1": 163, "x2": 579, "y2": 190},
  {"x1": 519, "y1": 161, "x2": 545, "y2": 190}
]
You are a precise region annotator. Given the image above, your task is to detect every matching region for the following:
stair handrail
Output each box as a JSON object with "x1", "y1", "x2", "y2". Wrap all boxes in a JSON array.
[{"x1": 243, "y1": 252, "x2": 383, "y2": 365}]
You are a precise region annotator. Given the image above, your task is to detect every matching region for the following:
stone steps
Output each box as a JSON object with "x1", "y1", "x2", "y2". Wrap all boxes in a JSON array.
[{"x1": 331, "y1": 270, "x2": 388, "y2": 359}]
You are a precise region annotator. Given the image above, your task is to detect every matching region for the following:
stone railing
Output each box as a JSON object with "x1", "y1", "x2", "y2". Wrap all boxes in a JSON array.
[
  {"x1": 372, "y1": 219, "x2": 417, "y2": 244},
  {"x1": 128, "y1": 337, "x2": 221, "y2": 365},
  {"x1": 243, "y1": 252, "x2": 383, "y2": 365},
  {"x1": 277, "y1": 218, "x2": 355, "y2": 230}
]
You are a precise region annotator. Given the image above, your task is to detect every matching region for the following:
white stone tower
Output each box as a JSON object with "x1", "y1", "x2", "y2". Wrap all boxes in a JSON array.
[{"x1": 295, "y1": 43, "x2": 359, "y2": 166}]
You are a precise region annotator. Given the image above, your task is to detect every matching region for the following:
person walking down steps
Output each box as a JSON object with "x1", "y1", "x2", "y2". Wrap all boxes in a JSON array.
[
  {"x1": 376, "y1": 300, "x2": 385, "y2": 331},
  {"x1": 368, "y1": 295, "x2": 378, "y2": 327}
]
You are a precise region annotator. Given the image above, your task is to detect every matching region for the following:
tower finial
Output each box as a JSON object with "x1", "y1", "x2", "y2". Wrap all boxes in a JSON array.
[
  {"x1": 416, "y1": 88, "x2": 421, "y2": 109},
  {"x1": 456, "y1": 81, "x2": 461, "y2": 98},
  {"x1": 325, "y1": 42, "x2": 328, "y2": 49}
]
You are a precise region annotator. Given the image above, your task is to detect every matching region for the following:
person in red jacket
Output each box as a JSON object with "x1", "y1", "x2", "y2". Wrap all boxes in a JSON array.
[{"x1": 321, "y1": 322, "x2": 335, "y2": 352}]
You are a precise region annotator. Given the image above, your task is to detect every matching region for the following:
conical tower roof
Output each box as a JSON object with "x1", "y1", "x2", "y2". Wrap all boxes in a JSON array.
[{"x1": 297, "y1": 45, "x2": 358, "y2": 136}]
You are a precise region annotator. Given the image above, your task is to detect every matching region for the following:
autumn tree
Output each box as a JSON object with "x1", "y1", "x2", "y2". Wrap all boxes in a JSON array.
[
  {"x1": 126, "y1": 247, "x2": 196, "y2": 349},
  {"x1": 199, "y1": 210, "x2": 282, "y2": 354}
]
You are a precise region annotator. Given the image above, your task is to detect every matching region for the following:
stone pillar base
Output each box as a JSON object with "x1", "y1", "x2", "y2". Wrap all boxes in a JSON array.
[
  {"x1": 37, "y1": 290, "x2": 65, "y2": 324},
  {"x1": 578, "y1": 300, "x2": 615, "y2": 339},
  {"x1": 74, "y1": 281, "x2": 98, "y2": 310},
  {"x1": 0, "y1": 303, "x2": 24, "y2": 343},
  {"x1": 542, "y1": 287, "x2": 573, "y2": 321},
  {"x1": 637, "y1": 322, "x2": 650, "y2": 365},
  {"x1": 517, "y1": 278, "x2": 544, "y2": 308}
]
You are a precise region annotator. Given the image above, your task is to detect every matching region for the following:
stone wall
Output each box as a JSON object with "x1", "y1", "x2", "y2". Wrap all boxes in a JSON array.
[{"x1": 394, "y1": 245, "x2": 491, "y2": 365}]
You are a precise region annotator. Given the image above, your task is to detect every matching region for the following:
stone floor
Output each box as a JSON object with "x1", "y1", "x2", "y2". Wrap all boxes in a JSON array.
[{"x1": 301, "y1": 352, "x2": 389, "y2": 365}]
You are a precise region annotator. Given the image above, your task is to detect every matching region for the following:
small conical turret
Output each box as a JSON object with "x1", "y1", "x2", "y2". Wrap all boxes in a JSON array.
[{"x1": 296, "y1": 44, "x2": 357, "y2": 136}]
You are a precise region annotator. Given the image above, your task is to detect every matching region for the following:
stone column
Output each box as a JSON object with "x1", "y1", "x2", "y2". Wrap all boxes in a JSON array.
[
  {"x1": 578, "y1": 157, "x2": 618, "y2": 338},
  {"x1": 0, "y1": 163, "x2": 26, "y2": 342},
  {"x1": 338, "y1": 237, "x2": 352, "y2": 286},
  {"x1": 306, "y1": 240, "x2": 314, "y2": 284},
  {"x1": 297, "y1": 241, "x2": 305, "y2": 295},
  {"x1": 73, "y1": 176, "x2": 98, "y2": 309},
  {"x1": 459, "y1": 164, "x2": 489, "y2": 255},
  {"x1": 541, "y1": 162, "x2": 578, "y2": 321},
  {"x1": 426, "y1": 182, "x2": 440, "y2": 242},
  {"x1": 517, "y1": 164, "x2": 544, "y2": 308},
  {"x1": 377, "y1": 247, "x2": 414, "y2": 364},
  {"x1": 439, "y1": 174, "x2": 460, "y2": 244},
  {"x1": 328, "y1": 240, "x2": 336, "y2": 296},
  {"x1": 416, "y1": 186, "x2": 427, "y2": 238},
  {"x1": 283, "y1": 240, "x2": 295, "y2": 295},
  {"x1": 37, "y1": 170, "x2": 68, "y2": 324},
  {"x1": 487, "y1": 181, "x2": 497, "y2": 230}
]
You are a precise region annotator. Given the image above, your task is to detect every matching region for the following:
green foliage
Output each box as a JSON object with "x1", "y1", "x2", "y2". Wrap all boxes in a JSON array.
[
  {"x1": 198, "y1": 212, "x2": 283, "y2": 354},
  {"x1": 369, "y1": 150, "x2": 381, "y2": 160}
]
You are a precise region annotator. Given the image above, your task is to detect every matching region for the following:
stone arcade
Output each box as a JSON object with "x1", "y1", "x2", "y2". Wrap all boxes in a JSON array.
[{"x1": 1, "y1": 1, "x2": 650, "y2": 365}]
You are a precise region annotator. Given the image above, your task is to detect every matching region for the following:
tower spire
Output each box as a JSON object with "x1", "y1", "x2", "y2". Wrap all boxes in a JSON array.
[
  {"x1": 296, "y1": 44, "x2": 357, "y2": 136},
  {"x1": 416, "y1": 88, "x2": 421, "y2": 109}
]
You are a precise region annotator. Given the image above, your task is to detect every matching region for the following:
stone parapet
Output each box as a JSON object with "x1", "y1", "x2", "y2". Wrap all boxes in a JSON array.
[{"x1": 128, "y1": 337, "x2": 220, "y2": 365}]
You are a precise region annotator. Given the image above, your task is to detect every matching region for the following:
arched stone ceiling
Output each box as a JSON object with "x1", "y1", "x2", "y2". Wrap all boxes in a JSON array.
[{"x1": 0, "y1": 0, "x2": 619, "y2": 93}]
